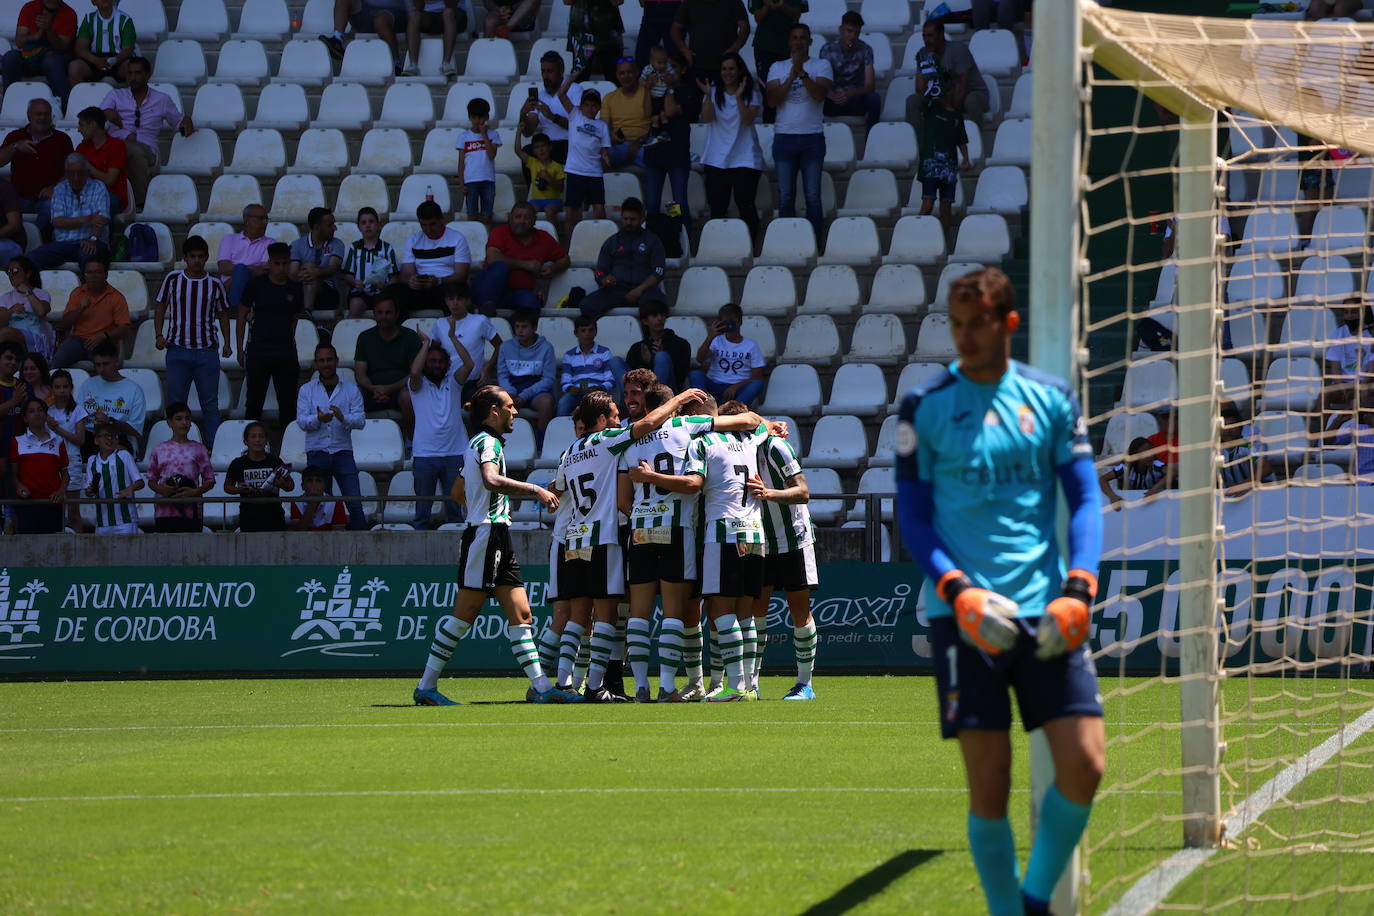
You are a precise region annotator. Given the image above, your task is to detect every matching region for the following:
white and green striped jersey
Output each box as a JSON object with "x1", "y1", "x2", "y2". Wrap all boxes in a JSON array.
[
  {"x1": 549, "y1": 444, "x2": 576, "y2": 544},
  {"x1": 85, "y1": 449, "x2": 142, "y2": 528},
  {"x1": 684, "y1": 422, "x2": 770, "y2": 544},
  {"x1": 620, "y1": 415, "x2": 715, "y2": 530},
  {"x1": 77, "y1": 10, "x2": 136, "y2": 57},
  {"x1": 554, "y1": 426, "x2": 634, "y2": 548},
  {"x1": 464, "y1": 430, "x2": 511, "y2": 525},
  {"x1": 759, "y1": 435, "x2": 814, "y2": 552}
]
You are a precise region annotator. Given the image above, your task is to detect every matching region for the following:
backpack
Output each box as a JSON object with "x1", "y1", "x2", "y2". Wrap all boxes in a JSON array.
[
  {"x1": 1135, "y1": 316, "x2": 1173, "y2": 352},
  {"x1": 126, "y1": 223, "x2": 158, "y2": 262},
  {"x1": 647, "y1": 212, "x2": 683, "y2": 259}
]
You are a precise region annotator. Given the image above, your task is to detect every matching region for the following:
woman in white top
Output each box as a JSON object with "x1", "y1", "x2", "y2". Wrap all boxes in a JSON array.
[
  {"x1": 0, "y1": 258, "x2": 54, "y2": 358},
  {"x1": 699, "y1": 52, "x2": 764, "y2": 247}
]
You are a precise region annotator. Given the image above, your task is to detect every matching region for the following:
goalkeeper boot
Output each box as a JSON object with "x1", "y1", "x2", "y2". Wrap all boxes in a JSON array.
[
  {"x1": 535, "y1": 685, "x2": 585, "y2": 704},
  {"x1": 782, "y1": 683, "x2": 816, "y2": 701},
  {"x1": 413, "y1": 687, "x2": 460, "y2": 706},
  {"x1": 708, "y1": 686, "x2": 745, "y2": 703}
]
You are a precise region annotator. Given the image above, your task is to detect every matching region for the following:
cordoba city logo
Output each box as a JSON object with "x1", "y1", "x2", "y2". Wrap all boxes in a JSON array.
[
  {"x1": 0, "y1": 569, "x2": 48, "y2": 659},
  {"x1": 282, "y1": 567, "x2": 389, "y2": 657}
]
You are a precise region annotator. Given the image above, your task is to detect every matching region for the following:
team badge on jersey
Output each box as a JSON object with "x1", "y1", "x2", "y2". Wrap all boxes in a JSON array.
[
  {"x1": 1017, "y1": 405, "x2": 1036, "y2": 435},
  {"x1": 984, "y1": 409, "x2": 999, "y2": 426},
  {"x1": 894, "y1": 420, "x2": 917, "y2": 456}
]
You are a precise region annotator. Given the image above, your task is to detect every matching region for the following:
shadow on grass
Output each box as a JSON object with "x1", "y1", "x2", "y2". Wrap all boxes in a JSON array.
[
  {"x1": 797, "y1": 849, "x2": 941, "y2": 916},
  {"x1": 369, "y1": 700, "x2": 531, "y2": 707}
]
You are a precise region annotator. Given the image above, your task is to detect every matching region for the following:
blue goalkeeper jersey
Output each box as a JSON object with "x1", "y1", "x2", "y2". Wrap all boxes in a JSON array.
[{"x1": 895, "y1": 360, "x2": 1095, "y2": 618}]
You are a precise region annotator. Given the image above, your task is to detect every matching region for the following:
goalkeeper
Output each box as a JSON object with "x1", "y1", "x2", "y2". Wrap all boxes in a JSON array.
[{"x1": 894, "y1": 267, "x2": 1104, "y2": 916}]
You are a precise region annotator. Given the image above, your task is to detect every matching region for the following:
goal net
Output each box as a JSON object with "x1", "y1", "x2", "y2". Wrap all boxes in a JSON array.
[{"x1": 1066, "y1": 4, "x2": 1374, "y2": 911}]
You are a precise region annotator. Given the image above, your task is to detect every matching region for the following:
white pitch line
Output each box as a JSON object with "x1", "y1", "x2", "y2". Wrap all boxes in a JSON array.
[
  {"x1": 0, "y1": 720, "x2": 926, "y2": 734},
  {"x1": 1105, "y1": 703, "x2": 1374, "y2": 916}
]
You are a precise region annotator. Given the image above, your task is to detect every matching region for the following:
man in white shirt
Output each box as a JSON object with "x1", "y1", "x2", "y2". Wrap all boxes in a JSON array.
[
  {"x1": 518, "y1": 51, "x2": 581, "y2": 168},
  {"x1": 295, "y1": 343, "x2": 368, "y2": 530},
  {"x1": 406, "y1": 331, "x2": 469, "y2": 528},
  {"x1": 765, "y1": 22, "x2": 832, "y2": 247},
  {"x1": 392, "y1": 199, "x2": 471, "y2": 314}
]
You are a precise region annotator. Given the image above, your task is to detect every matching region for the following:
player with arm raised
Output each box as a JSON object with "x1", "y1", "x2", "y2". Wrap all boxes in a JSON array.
[
  {"x1": 620, "y1": 385, "x2": 786, "y2": 701},
  {"x1": 894, "y1": 267, "x2": 1104, "y2": 916},
  {"x1": 413, "y1": 385, "x2": 582, "y2": 706}
]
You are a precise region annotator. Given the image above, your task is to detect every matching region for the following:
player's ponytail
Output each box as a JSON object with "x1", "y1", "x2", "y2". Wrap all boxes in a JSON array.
[{"x1": 466, "y1": 385, "x2": 505, "y2": 427}]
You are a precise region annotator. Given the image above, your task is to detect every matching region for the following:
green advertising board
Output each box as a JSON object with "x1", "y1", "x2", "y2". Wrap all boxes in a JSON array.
[{"x1": 0, "y1": 560, "x2": 1368, "y2": 677}]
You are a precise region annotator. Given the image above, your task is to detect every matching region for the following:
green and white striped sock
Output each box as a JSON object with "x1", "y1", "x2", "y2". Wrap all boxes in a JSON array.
[
  {"x1": 419, "y1": 615, "x2": 470, "y2": 690},
  {"x1": 682, "y1": 624, "x2": 703, "y2": 685},
  {"x1": 573, "y1": 634, "x2": 591, "y2": 689},
  {"x1": 610, "y1": 606, "x2": 629, "y2": 662},
  {"x1": 507, "y1": 623, "x2": 550, "y2": 693},
  {"x1": 739, "y1": 617, "x2": 757, "y2": 689},
  {"x1": 537, "y1": 624, "x2": 561, "y2": 676},
  {"x1": 794, "y1": 618, "x2": 817, "y2": 686},
  {"x1": 748, "y1": 616, "x2": 767, "y2": 688},
  {"x1": 585, "y1": 621, "x2": 617, "y2": 690},
  {"x1": 707, "y1": 624, "x2": 724, "y2": 688},
  {"x1": 714, "y1": 614, "x2": 745, "y2": 691},
  {"x1": 658, "y1": 618, "x2": 685, "y2": 693},
  {"x1": 557, "y1": 621, "x2": 585, "y2": 687},
  {"x1": 626, "y1": 617, "x2": 653, "y2": 691}
]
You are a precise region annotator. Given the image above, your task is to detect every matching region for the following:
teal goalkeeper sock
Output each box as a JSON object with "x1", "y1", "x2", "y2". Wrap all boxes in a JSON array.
[
  {"x1": 967, "y1": 813, "x2": 1022, "y2": 916},
  {"x1": 1023, "y1": 786, "x2": 1092, "y2": 905}
]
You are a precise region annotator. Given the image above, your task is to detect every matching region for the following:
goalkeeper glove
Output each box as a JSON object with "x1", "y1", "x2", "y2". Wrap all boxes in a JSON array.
[
  {"x1": 1035, "y1": 570, "x2": 1098, "y2": 660},
  {"x1": 937, "y1": 569, "x2": 1020, "y2": 655}
]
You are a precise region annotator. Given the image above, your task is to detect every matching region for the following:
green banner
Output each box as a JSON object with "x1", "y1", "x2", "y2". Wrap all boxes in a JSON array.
[{"x1": 0, "y1": 560, "x2": 1368, "y2": 676}]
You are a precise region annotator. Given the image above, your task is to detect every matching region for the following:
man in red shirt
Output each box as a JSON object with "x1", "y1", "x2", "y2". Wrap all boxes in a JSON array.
[
  {"x1": 74, "y1": 105, "x2": 125, "y2": 215},
  {"x1": 1, "y1": 0, "x2": 77, "y2": 108},
  {"x1": 472, "y1": 201, "x2": 570, "y2": 313},
  {"x1": 0, "y1": 96, "x2": 72, "y2": 238}
]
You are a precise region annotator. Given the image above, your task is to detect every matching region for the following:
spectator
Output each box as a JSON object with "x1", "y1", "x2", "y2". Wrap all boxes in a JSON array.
[
  {"x1": 1308, "y1": 0, "x2": 1361, "y2": 17},
  {"x1": 225, "y1": 420, "x2": 292, "y2": 532},
  {"x1": 699, "y1": 51, "x2": 764, "y2": 246},
  {"x1": 909, "y1": 19, "x2": 989, "y2": 125},
  {"x1": 84, "y1": 418, "x2": 142, "y2": 533},
  {"x1": 821, "y1": 11, "x2": 880, "y2": 128},
  {"x1": 100, "y1": 56, "x2": 194, "y2": 211},
  {"x1": 2, "y1": 0, "x2": 77, "y2": 108},
  {"x1": 393, "y1": 200, "x2": 471, "y2": 314},
  {"x1": 1323, "y1": 297, "x2": 1374, "y2": 411},
  {"x1": 51, "y1": 256, "x2": 128, "y2": 368},
  {"x1": 431, "y1": 279, "x2": 499, "y2": 399},
  {"x1": 671, "y1": 0, "x2": 750, "y2": 119},
  {"x1": 341, "y1": 206, "x2": 399, "y2": 318},
  {"x1": 519, "y1": 52, "x2": 580, "y2": 168},
  {"x1": 405, "y1": 331, "x2": 472, "y2": 528},
  {"x1": 917, "y1": 91, "x2": 971, "y2": 232},
  {"x1": 0, "y1": 342, "x2": 24, "y2": 490},
  {"x1": 766, "y1": 23, "x2": 832, "y2": 246},
  {"x1": 0, "y1": 98, "x2": 71, "y2": 240},
  {"x1": 0, "y1": 257, "x2": 54, "y2": 358},
  {"x1": 295, "y1": 344, "x2": 367, "y2": 531},
  {"x1": 484, "y1": 0, "x2": 538, "y2": 37},
  {"x1": 642, "y1": 73, "x2": 693, "y2": 234},
  {"x1": 604, "y1": 58, "x2": 652, "y2": 168},
  {"x1": 217, "y1": 204, "x2": 275, "y2": 309},
  {"x1": 155, "y1": 236, "x2": 231, "y2": 448},
  {"x1": 46, "y1": 367, "x2": 84, "y2": 530},
  {"x1": 579, "y1": 197, "x2": 666, "y2": 318},
  {"x1": 1097, "y1": 436, "x2": 1166, "y2": 511},
  {"x1": 748, "y1": 0, "x2": 805, "y2": 123},
  {"x1": 74, "y1": 106, "x2": 126, "y2": 216},
  {"x1": 971, "y1": 0, "x2": 1026, "y2": 62},
  {"x1": 289, "y1": 206, "x2": 345, "y2": 316},
  {"x1": 320, "y1": 1, "x2": 408, "y2": 75},
  {"x1": 557, "y1": 79, "x2": 611, "y2": 236},
  {"x1": 558, "y1": 313, "x2": 626, "y2": 416},
  {"x1": 640, "y1": 45, "x2": 679, "y2": 143},
  {"x1": 68, "y1": 0, "x2": 134, "y2": 88},
  {"x1": 355, "y1": 296, "x2": 422, "y2": 414},
  {"x1": 290, "y1": 465, "x2": 349, "y2": 531},
  {"x1": 0, "y1": 177, "x2": 26, "y2": 268},
  {"x1": 688, "y1": 303, "x2": 764, "y2": 406},
  {"x1": 146, "y1": 401, "x2": 215, "y2": 533},
  {"x1": 405, "y1": 0, "x2": 464, "y2": 78},
  {"x1": 1219, "y1": 405, "x2": 1269, "y2": 498},
  {"x1": 457, "y1": 97, "x2": 501, "y2": 226},
  {"x1": 9, "y1": 397, "x2": 66, "y2": 533},
  {"x1": 1325, "y1": 406, "x2": 1374, "y2": 482},
  {"x1": 76, "y1": 341, "x2": 144, "y2": 447},
  {"x1": 496, "y1": 307, "x2": 556, "y2": 440},
  {"x1": 515, "y1": 132, "x2": 565, "y2": 226},
  {"x1": 635, "y1": 0, "x2": 681, "y2": 69},
  {"x1": 625, "y1": 299, "x2": 689, "y2": 390},
  {"x1": 21, "y1": 351, "x2": 50, "y2": 401},
  {"x1": 236, "y1": 242, "x2": 303, "y2": 426},
  {"x1": 28, "y1": 153, "x2": 109, "y2": 270},
  {"x1": 473, "y1": 201, "x2": 570, "y2": 313},
  {"x1": 568, "y1": 0, "x2": 624, "y2": 81}
]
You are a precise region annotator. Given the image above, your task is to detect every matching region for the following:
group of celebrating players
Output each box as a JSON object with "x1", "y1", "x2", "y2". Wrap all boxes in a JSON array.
[{"x1": 411, "y1": 368, "x2": 820, "y2": 705}]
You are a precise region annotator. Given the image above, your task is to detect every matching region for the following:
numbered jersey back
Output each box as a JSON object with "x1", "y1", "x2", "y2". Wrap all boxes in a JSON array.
[
  {"x1": 621, "y1": 415, "x2": 715, "y2": 531},
  {"x1": 554, "y1": 426, "x2": 634, "y2": 548},
  {"x1": 686, "y1": 423, "x2": 770, "y2": 544}
]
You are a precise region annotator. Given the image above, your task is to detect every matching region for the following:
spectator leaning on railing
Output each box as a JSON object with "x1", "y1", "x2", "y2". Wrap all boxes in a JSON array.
[
  {"x1": 225, "y1": 420, "x2": 292, "y2": 533},
  {"x1": 296, "y1": 343, "x2": 368, "y2": 531},
  {"x1": 9, "y1": 396, "x2": 66, "y2": 534},
  {"x1": 146, "y1": 401, "x2": 215, "y2": 534}
]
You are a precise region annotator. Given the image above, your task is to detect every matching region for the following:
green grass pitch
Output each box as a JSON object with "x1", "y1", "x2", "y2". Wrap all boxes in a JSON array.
[{"x1": 2, "y1": 675, "x2": 1370, "y2": 914}]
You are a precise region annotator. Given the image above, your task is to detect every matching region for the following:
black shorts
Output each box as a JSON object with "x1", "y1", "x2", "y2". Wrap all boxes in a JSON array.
[
  {"x1": 458, "y1": 523, "x2": 523, "y2": 592},
  {"x1": 564, "y1": 173, "x2": 606, "y2": 209},
  {"x1": 929, "y1": 616, "x2": 1104, "y2": 740},
  {"x1": 559, "y1": 542, "x2": 626, "y2": 599},
  {"x1": 626, "y1": 526, "x2": 697, "y2": 584},
  {"x1": 700, "y1": 541, "x2": 765, "y2": 599},
  {"x1": 765, "y1": 544, "x2": 819, "y2": 592},
  {"x1": 415, "y1": 7, "x2": 467, "y2": 33}
]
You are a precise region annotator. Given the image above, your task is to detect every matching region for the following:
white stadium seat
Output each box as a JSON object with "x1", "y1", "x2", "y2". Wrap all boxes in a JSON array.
[
  {"x1": 865, "y1": 264, "x2": 927, "y2": 315},
  {"x1": 883, "y1": 215, "x2": 944, "y2": 265},
  {"x1": 694, "y1": 219, "x2": 753, "y2": 268},
  {"x1": 847, "y1": 468, "x2": 895, "y2": 523},
  {"x1": 275, "y1": 38, "x2": 333, "y2": 86},
  {"x1": 1100, "y1": 412, "x2": 1160, "y2": 460},
  {"x1": 139, "y1": 174, "x2": 199, "y2": 223},
  {"x1": 780, "y1": 315, "x2": 841, "y2": 365},
  {"x1": 568, "y1": 219, "x2": 618, "y2": 266},
  {"x1": 237, "y1": 0, "x2": 292, "y2": 40},
  {"x1": 757, "y1": 218, "x2": 817, "y2": 267},
  {"x1": 377, "y1": 82, "x2": 436, "y2": 128},
  {"x1": 858, "y1": 0, "x2": 910, "y2": 33},
  {"x1": 357, "y1": 128, "x2": 414, "y2": 176},
  {"x1": 969, "y1": 166, "x2": 1029, "y2": 216},
  {"x1": 800, "y1": 0, "x2": 847, "y2": 31},
  {"x1": 1120, "y1": 358, "x2": 1179, "y2": 409},
  {"x1": 191, "y1": 83, "x2": 246, "y2": 131},
  {"x1": 341, "y1": 38, "x2": 396, "y2": 84},
  {"x1": 1293, "y1": 255, "x2": 1354, "y2": 304},
  {"x1": 249, "y1": 83, "x2": 310, "y2": 130},
  {"x1": 164, "y1": 129, "x2": 223, "y2": 177},
  {"x1": 40, "y1": 270, "x2": 78, "y2": 319},
  {"x1": 354, "y1": 420, "x2": 405, "y2": 472},
  {"x1": 172, "y1": 0, "x2": 229, "y2": 40},
  {"x1": 225, "y1": 129, "x2": 287, "y2": 176},
  {"x1": 536, "y1": 417, "x2": 576, "y2": 468},
  {"x1": 837, "y1": 169, "x2": 898, "y2": 218},
  {"x1": 335, "y1": 174, "x2": 391, "y2": 221},
  {"x1": 270, "y1": 175, "x2": 327, "y2": 224},
  {"x1": 381, "y1": 470, "x2": 418, "y2": 525},
  {"x1": 438, "y1": 83, "x2": 498, "y2": 127},
  {"x1": 1306, "y1": 205, "x2": 1367, "y2": 256},
  {"x1": 889, "y1": 363, "x2": 949, "y2": 411},
  {"x1": 914, "y1": 313, "x2": 957, "y2": 361},
  {"x1": 799, "y1": 467, "x2": 845, "y2": 525},
  {"x1": 59, "y1": 81, "x2": 110, "y2": 127},
  {"x1": 798, "y1": 265, "x2": 861, "y2": 316},
  {"x1": 740, "y1": 265, "x2": 796, "y2": 317},
  {"x1": 859, "y1": 122, "x2": 917, "y2": 170},
  {"x1": 822, "y1": 122, "x2": 856, "y2": 170},
  {"x1": 1260, "y1": 357, "x2": 1323, "y2": 412},
  {"x1": 987, "y1": 118, "x2": 1032, "y2": 168},
  {"x1": 1005, "y1": 72, "x2": 1033, "y2": 119},
  {"x1": 123, "y1": 368, "x2": 164, "y2": 418},
  {"x1": 417, "y1": 127, "x2": 461, "y2": 175},
  {"x1": 806, "y1": 416, "x2": 867, "y2": 469},
  {"x1": 758, "y1": 364, "x2": 823, "y2": 417},
  {"x1": 1226, "y1": 256, "x2": 1286, "y2": 307},
  {"x1": 120, "y1": 0, "x2": 167, "y2": 36},
  {"x1": 461, "y1": 39, "x2": 518, "y2": 83},
  {"x1": 393, "y1": 174, "x2": 450, "y2": 219},
  {"x1": 1237, "y1": 208, "x2": 1299, "y2": 258},
  {"x1": 849, "y1": 314, "x2": 908, "y2": 366},
  {"x1": 969, "y1": 28, "x2": 1020, "y2": 77},
  {"x1": 870, "y1": 414, "x2": 900, "y2": 467},
  {"x1": 1254, "y1": 410, "x2": 1310, "y2": 465},
  {"x1": 674, "y1": 266, "x2": 733, "y2": 316},
  {"x1": 189, "y1": 221, "x2": 234, "y2": 262},
  {"x1": 330, "y1": 319, "x2": 372, "y2": 366},
  {"x1": 313, "y1": 82, "x2": 373, "y2": 130},
  {"x1": 824, "y1": 363, "x2": 887, "y2": 417},
  {"x1": 881, "y1": 75, "x2": 914, "y2": 121},
  {"x1": 950, "y1": 214, "x2": 1011, "y2": 263},
  {"x1": 742, "y1": 316, "x2": 777, "y2": 361},
  {"x1": 525, "y1": 38, "x2": 570, "y2": 77},
  {"x1": 109, "y1": 269, "x2": 149, "y2": 321},
  {"x1": 214, "y1": 40, "x2": 270, "y2": 85},
  {"x1": 0, "y1": 82, "x2": 56, "y2": 127},
  {"x1": 205, "y1": 174, "x2": 263, "y2": 222},
  {"x1": 819, "y1": 216, "x2": 880, "y2": 266},
  {"x1": 290, "y1": 128, "x2": 351, "y2": 176},
  {"x1": 125, "y1": 321, "x2": 163, "y2": 370},
  {"x1": 152, "y1": 41, "x2": 206, "y2": 85},
  {"x1": 932, "y1": 262, "x2": 985, "y2": 311}
]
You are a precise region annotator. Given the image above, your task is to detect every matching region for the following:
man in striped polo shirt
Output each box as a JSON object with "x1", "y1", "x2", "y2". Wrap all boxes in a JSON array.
[
  {"x1": 155, "y1": 235, "x2": 231, "y2": 448},
  {"x1": 749, "y1": 425, "x2": 819, "y2": 700},
  {"x1": 413, "y1": 385, "x2": 581, "y2": 706},
  {"x1": 68, "y1": 0, "x2": 134, "y2": 89}
]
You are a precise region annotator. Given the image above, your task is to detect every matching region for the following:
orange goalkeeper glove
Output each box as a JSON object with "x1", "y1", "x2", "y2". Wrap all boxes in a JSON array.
[
  {"x1": 937, "y1": 569, "x2": 1020, "y2": 654},
  {"x1": 1035, "y1": 570, "x2": 1098, "y2": 660}
]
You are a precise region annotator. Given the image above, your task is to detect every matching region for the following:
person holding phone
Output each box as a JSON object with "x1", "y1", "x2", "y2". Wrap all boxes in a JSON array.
[{"x1": 687, "y1": 302, "x2": 765, "y2": 407}]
